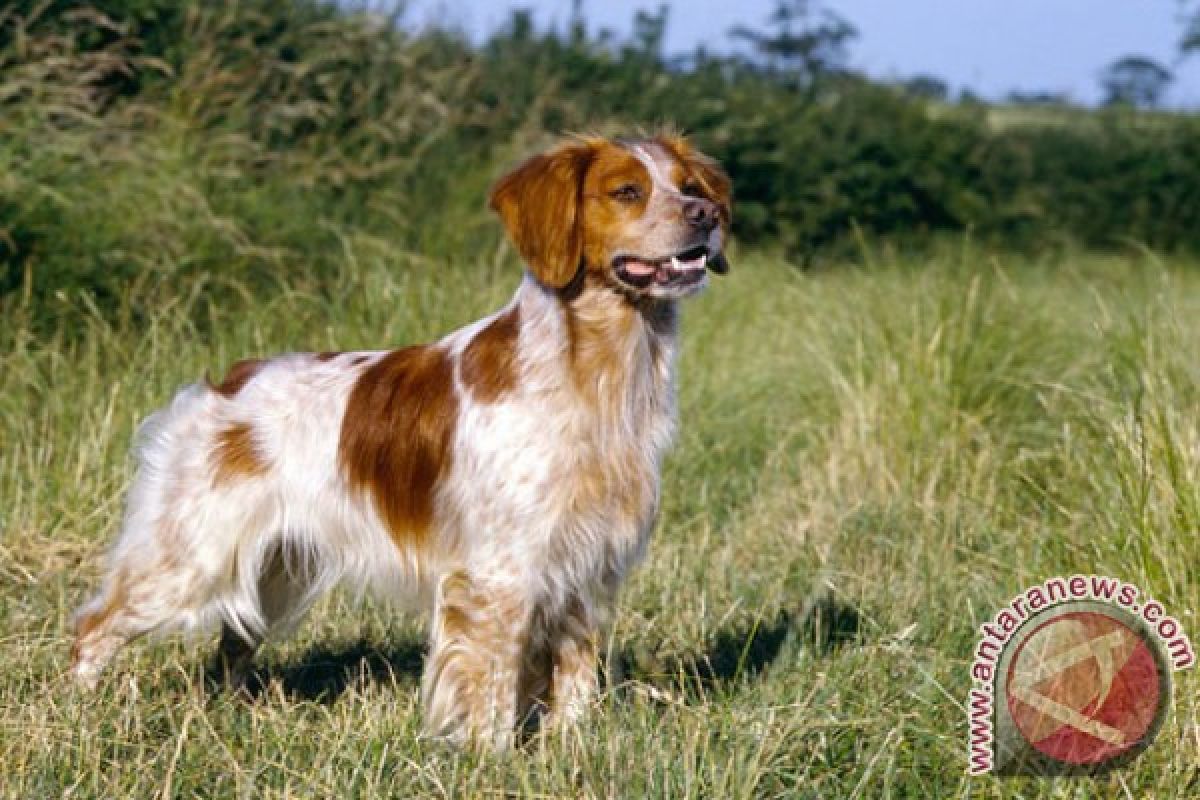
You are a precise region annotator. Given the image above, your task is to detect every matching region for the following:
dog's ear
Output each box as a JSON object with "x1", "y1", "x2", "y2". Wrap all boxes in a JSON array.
[
  {"x1": 489, "y1": 142, "x2": 596, "y2": 289},
  {"x1": 659, "y1": 135, "x2": 733, "y2": 274}
]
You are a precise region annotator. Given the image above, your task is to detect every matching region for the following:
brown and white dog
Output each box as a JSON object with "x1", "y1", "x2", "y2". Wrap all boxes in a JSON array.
[{"x1": 71, "y1": 134, "x2": 731, "y2": 747}]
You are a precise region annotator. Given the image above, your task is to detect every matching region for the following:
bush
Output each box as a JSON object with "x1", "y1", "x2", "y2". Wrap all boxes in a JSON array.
[{"x1": 2, "y1": 0, "x2": 1199, "y2": 329}]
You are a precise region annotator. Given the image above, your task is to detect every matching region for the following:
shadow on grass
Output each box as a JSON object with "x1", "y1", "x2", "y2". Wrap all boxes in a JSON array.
[
  {"x1": 208, "y1": 638, "x2": 425, "y2": 703},
  {"x1": 206, "y1": 593, "x2": 860, "y2": 705},
  {"x1": 614, "y1": 592, "x2": 861, "y2": 698}
]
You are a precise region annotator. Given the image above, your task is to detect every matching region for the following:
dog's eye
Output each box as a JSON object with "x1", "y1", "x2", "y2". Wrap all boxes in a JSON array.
[
  {"x1": 681, "y1": 180, "x2": 705, "y2": 198},
  {"x1": 610, "y1": 184, "x2": 643, "y2": 203}
]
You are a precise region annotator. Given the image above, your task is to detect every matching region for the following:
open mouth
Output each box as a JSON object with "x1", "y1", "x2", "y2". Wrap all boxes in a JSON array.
[{"x1": 613, "y1": 245, "x2": 712, "y2": 290}]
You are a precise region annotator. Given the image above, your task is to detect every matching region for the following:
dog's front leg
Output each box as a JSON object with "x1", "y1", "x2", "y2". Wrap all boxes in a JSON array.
[
  {"x1": 542, "y1": 592, "x2": 609, "y2": 732},
  {"x1": 422, "y1": 569, "x2": 530, "y2": 749}
]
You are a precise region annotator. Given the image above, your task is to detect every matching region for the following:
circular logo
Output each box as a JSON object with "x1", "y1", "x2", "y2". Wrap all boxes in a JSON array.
[{"x1": 1002, "y1": 605, "x2": 1170, "y2": 768}]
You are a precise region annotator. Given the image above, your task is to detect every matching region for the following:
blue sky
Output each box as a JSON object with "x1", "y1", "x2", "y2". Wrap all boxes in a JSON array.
[{"x1": 407, "y1": 0, "x2": 1200, "y2": 107}]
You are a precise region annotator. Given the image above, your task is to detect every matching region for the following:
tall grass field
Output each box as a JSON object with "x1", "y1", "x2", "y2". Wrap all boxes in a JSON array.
[
  {"x1": 2, "y1": 1, "x2": 1200, "y2": 797},
  {"x1": 2, "y1": 244, "x2": 1199, "y2": 797}
]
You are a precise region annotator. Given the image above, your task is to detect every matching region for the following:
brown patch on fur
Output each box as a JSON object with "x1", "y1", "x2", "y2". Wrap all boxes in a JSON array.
[
  {"x1": 213, "y1": 422, "x2": 268, "y2": 487},
  {"x1": 583, "y1": 143, "x2": 653, "y2": 210},
  {"x1": 208, "y1": 358, "x2": 265, "y2": 398},
  {"x1": 461, "y1": 306, "x2": 520, "y2": 403},
  {"x1": 577, "y1": 145, "x2": 655, "y2": 282},
  {"x1": 351, "y1": 355, "x2": 369, "y2": 366},
  {"x1": 339, "y1": 345, "x2": 458, "y2": 547},
  {"x1": 315, "y1": 351, "x2": 340, "y2": 362},
  {"x1": 561, "y1": 278, "x2": 640, "y2": 405},
  {"x1": 489, "y1": 140, "x2": 600, "y2": 289}
]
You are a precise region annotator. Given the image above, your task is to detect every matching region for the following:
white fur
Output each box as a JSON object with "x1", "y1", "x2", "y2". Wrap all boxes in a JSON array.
[
  {"x1": 71, "y1": 136, "x2": 723, "y2": 748},
  {"x1": 71, "y1": 275, "x2": 679, "y2": 740}
]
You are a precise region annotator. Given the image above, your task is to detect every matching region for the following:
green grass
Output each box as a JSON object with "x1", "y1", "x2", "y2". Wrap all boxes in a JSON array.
[
  {"x1": 3, "y1": 3, "x2": 1197, "y2": 794},
  {"x1": 2, "y1": 243, "x2": 1198, "y2": 797}
]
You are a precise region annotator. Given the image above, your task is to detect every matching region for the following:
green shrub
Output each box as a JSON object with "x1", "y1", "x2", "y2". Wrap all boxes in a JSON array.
[{"x1": 2, "y1": 0, "x2": 1199, "y2": 331}]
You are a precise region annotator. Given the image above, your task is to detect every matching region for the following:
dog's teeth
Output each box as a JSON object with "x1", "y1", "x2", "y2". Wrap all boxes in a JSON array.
[
  {"x1": 670, "y1": 256, "x2": 682, "y2": 271},
  {"x1": 698, "y1": 253, "x2": 707, "y2": 268}
]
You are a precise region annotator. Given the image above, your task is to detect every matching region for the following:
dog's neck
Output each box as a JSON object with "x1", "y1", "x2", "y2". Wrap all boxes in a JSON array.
[{"x1": 515, "y1": 272, "x2": 678, "y2": 422}]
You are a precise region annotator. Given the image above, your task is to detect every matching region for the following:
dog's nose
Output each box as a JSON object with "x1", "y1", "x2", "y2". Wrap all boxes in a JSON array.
[{"x1": 683, "y1": 198, "x2": 719, "y2": 231}]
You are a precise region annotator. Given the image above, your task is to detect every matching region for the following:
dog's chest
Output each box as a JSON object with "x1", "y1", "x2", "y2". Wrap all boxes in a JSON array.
[{"x1": 446, "y1": 348, "x2": 676, "y2": 545}]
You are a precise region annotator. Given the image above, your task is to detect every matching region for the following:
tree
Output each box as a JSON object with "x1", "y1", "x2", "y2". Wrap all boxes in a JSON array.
[
  {"x1": 1180, "y1": 1, "x2": 1200, "y2": 55},
  {"x1": 902, "y1": 74, "x2": 949, "y2": 102},
  {"x1": 1100, "y1": 56, "x2": 1173, "y2": 108},
  {"x1": 1185, "y1": 17, "x2": 1200, "y2": 55},
  {"x1": 627, "y1": 5, "x2": 669, "y2": 62},
  {"x1": 730, "y1": 0, "x2": 857, "y2": 91}
]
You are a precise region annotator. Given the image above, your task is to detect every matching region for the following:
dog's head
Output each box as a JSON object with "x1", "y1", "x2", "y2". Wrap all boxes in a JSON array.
[{"x1": 489, "y1": 134, "x2": 732, "y2": 299}]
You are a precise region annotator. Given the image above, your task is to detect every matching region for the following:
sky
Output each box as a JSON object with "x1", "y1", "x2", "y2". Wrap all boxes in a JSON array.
[{"x1": 406, "y1": 0, "x2": 1200, "y2": 107}]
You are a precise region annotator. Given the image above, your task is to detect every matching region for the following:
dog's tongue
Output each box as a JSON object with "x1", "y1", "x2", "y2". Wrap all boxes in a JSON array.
[{"x1": 621, "y1": 259, "x2": 657, "y2": 277}]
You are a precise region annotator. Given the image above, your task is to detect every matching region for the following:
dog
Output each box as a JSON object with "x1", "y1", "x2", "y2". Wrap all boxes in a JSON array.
[{"x1": 70, "y1": 134, "x2": 731, "y2": 747}]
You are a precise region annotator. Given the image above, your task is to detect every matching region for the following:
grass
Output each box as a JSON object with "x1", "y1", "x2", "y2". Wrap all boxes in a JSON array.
[
  {"x1": 1, "y1": 6, "x2": 1198, "y2": 794},
  {"x1": 2, "y1": 240, "x2": 1199, "y2": 797}
]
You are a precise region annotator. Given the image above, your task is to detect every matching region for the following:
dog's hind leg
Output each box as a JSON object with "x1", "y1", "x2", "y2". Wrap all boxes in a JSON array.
[
  {"x1": 213, "y1": 540, "x2": 321, "y2": 692},
  {"x1": 72, "y1": 474, "x2": 281, "y2": 689},
  {"x1": 70, "y1": 385, "x2": 294, "y2": 689},
  {"x1": 71, "y1": 524, "x2": 305, "y2": 690}
]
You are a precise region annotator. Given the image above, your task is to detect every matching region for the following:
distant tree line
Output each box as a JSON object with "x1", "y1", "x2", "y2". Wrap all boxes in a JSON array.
[
  {"x1": 1091, "y1": 0, "x2": 1200, "y2": 108},
  {"x1": 2, "y1": 0, "x2": 1199, "y2": 318}
]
